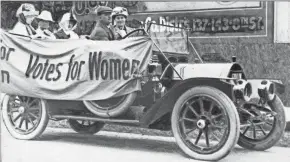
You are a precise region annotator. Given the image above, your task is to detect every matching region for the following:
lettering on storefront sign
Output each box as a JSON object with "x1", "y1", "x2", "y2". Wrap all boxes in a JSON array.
[
  {"x1": 73, "y1": 1, "x2": 137, "y2": 16},
  {"x1": 192, "y1": 16, "x2": 264, "y2": 32},
  {"x1": 74, "y1": 1, "x2": 109, "y2": 16},
  {"x1": 127, "y1": 16, "x2": 264, "y2": 33}
]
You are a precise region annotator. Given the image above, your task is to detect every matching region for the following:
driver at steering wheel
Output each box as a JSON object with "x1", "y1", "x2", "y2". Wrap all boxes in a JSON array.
[
  {"x1": 89, "y1": 6, "x2": 115, "y2": 41},
  {"x1": 111, "y1": 7, "x2": 134, "y2": 40}
]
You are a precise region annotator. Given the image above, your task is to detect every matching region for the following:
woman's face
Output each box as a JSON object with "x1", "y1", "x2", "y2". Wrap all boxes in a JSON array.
[
  {"x1": 114, "y1": 15, "x2": 126, "y2": 27},
  {"x1": 25, "y1": 15, "x2": 36, "y2": 24},
  {"x1": 38, "y1": 20, "x2": 50, "y2": 30}
]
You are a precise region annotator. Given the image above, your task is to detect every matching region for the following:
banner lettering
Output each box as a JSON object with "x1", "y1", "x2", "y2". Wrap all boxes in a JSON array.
[{"x1": 0, "y1": 29, "x2": 153, "y2": 100}]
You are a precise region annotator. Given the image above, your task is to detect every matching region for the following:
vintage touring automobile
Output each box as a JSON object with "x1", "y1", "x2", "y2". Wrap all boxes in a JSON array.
[{"x1": 0, "y1": 23, "x2": 287, "y2": 161}]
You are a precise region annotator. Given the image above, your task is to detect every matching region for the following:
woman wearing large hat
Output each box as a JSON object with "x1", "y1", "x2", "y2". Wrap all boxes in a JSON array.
[
  {"x1": 2, "y1": 3, "x2": 39, "y2": 111},
  {"x1": 10, "y1": 3, "x2": 39, "y2": 36},
  {"x1": 33, "y1": 10, "x2": 56, "y2": 39},
  {"x1": 111, "y1": 7, "x2": 134, "y2": 39},
  {"x1": 54, "y1": 11, "x2": 79, "y2": 39}
]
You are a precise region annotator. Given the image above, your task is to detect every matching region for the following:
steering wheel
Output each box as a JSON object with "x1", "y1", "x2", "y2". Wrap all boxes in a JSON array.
[{"x1": 122, "y1": 29, "x2": 147, "y2": 39}]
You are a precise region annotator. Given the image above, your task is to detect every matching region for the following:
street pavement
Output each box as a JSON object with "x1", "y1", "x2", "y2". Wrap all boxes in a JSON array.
[{"x1": 1, "y1": 124, "x2": 290, "y2": 162}]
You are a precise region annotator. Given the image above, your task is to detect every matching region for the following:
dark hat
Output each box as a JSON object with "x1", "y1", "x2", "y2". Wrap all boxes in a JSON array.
[{"x1": 95, "y1": 6, "x2": 113, "y2": 15}]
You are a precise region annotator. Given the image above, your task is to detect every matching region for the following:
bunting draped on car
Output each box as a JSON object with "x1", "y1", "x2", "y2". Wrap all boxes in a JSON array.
[{"x1": 0, "y1": 29, "x2": 153, "y2": 100}]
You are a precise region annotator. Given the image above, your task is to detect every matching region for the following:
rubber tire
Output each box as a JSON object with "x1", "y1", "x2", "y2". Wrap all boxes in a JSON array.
[
  {"x1": 68, "y1": 119, "x2": 104, "y2": 134},
  {"x1": 2, "y1": 95, "x2": 49, "y2": 140},
  {"x1": 237, "y1": 95, "x2": 286, "y2": 151},
  {"x1": 83, "y1": 92, "x2": 137, "y2": 118},
  {"x1": 171, "y1": 86, "x2": 240, "y2": 161}
]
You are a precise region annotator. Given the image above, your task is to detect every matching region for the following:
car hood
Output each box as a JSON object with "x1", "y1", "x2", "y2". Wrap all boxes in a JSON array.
[{"x1": 171, "y1": 63, "x2": 245, "y2": 79}]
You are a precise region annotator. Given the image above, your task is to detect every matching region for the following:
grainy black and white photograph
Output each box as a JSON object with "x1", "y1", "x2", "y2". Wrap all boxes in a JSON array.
[{"x1": 0, "y1": 1, "x2": 290, "y2": 161}]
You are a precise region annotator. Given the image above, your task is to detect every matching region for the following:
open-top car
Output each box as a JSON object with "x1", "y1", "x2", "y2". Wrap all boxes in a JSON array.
[{"x1": 0, "y1": 23, "x2": 286, "y2": 161}]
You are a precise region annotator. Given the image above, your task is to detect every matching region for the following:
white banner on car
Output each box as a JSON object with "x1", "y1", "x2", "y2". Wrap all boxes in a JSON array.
[{"x1": 0, "y1": 29, "x2": 153, "y2": 100}]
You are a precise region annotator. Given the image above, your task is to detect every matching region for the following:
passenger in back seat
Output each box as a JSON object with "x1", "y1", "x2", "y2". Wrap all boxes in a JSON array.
[
  {"x1": 54, "y1": 11, "x2": 79, "y2": 39},
  {"x1": 33, "y1": 10, "x2": 56, "y2": 40},
  {"x1": 10, "y1": 3, "x2": 39, "y2": 36}
]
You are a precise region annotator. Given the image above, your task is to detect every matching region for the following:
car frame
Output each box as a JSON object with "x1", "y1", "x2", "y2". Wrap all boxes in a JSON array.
[{"x1": 1, "y1": 23, "x2": 287, "y2": 161}]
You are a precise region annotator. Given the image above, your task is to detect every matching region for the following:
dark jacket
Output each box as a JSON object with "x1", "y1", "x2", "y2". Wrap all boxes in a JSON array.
[
  {"x1": 54, "y1": 29, "x2": 70, "y2": 39},
  {"x1": 89, "y1": 21, "x2": 115, "y2": 41},
  {"x1": 54, "y1": 29, "x2": 79, "y2": 39}
]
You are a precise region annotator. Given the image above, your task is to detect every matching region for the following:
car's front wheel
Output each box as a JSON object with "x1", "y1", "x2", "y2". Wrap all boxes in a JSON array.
[
  {"x1": 238, "y1": 95, "x2": 286, "y2": 150},
  {"x1": 171, "y1": 86, "x2": 240, "y2": 161},
  {"x1": 2, "y1": 95, "x2": 49, "y2": 140}
]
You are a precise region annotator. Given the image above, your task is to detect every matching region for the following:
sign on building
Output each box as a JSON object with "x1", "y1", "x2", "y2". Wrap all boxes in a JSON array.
[{"x1": 73, "y1": 1, "x2": 268, "y2": 39}]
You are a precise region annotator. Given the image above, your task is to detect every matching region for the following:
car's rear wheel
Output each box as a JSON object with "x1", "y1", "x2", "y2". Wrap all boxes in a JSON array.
[
  {"x1": 2, "y1": 95, "x2": 49, "y2": 140},
  {"x1": 171, "y1": 86, "x2": 240, "y2": 161},
  {"x1": 238, "y1": 95, "x2": 286, "y2": 150},
  {"x1": 68, "y1": 119, "x2": 104, "y2": 134}
]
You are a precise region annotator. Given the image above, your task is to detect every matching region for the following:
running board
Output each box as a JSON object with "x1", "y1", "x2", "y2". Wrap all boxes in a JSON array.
[{"x1": 52, "y1": 115, "x2": 140, "y2": 125}]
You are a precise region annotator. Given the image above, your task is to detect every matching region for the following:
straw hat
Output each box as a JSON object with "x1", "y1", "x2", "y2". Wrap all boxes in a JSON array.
[
  {"x1": 37, "y1": 10, "x2": 54, "y2": 22},
  {"x1": 16, "y1": 3, "x2": 39, "y2": 17}
]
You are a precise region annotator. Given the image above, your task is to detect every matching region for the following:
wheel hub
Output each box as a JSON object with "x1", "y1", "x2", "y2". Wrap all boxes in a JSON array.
[
  {"x1": 197, "y1": 119, "x2": 206, "y2": 129},
  {"x1": 18, "y1": 106, "x2": 25, "y2": 114}
]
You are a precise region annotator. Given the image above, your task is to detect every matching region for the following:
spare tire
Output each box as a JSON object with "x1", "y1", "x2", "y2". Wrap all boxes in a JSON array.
[{"x1": 83, "y1": 92, "x2": 137, "y2": 118}]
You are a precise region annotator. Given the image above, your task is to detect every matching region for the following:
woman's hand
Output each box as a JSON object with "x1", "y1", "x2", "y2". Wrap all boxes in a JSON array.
[
  {"x1": 117, "y1": 29, "x2": 127, "y2": 38},
  {"x1": 114, "y1": 27, "x2": 127, "y2": 38},
  {"x1": 43, "y1": 30, "x2": 56, "y2": 39}
]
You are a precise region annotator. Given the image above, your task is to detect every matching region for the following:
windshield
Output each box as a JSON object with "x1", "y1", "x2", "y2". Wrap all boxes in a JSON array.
[
  {"x1": 124, "y1": 22, "x2": 190, "y2": 55},
  {"x1": 146, "y1": 23, "x2": 189, "y2": 55}
]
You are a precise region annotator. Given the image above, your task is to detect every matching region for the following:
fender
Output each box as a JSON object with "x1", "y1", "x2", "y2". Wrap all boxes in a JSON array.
[{"x1": 139, "y1": 78, "x2": 234, "y2": 128}]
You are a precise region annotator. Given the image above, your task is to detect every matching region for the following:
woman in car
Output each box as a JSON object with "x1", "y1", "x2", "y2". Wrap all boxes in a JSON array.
[
  {"x1": 54, "y1": 11, "x2": 79, "y2": 39},
  {"x1": 10, "y1": 3, "x2": 39, "y2": 36},
  {"x1": 111, "y1": 7, "x2": 134, "y2": 39},
  {"x1": 33, "y1": 10, "x2": 56, "y2": 39}
]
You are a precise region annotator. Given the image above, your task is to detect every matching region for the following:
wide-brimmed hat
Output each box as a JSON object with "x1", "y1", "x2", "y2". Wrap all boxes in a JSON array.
[
  {"x1": 94, "y1": 6, "x2": 113, "y2": 15},
  {"x1": 59, "y1": 12, "x2": 78, "y2": 31},
  {"x1": 16, "y1": 3, "x2": 39, "y2": 17},
  {"x1": 37, "y1": 10, "x2": 54, "y2": 22},
  {"x1": 59, "y1": 12, "x2": 77, "y2": 25}
]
